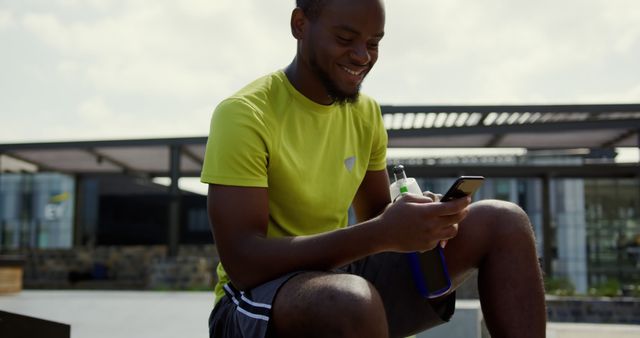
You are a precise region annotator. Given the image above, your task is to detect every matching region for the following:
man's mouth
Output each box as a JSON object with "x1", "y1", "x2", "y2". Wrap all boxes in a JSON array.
[{"x1": 341, "y1": 65, "x2": 367, "y2": 77}]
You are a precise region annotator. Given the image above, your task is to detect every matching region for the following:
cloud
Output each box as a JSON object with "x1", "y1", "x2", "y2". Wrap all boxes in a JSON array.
[
  {"x1": 0, "y1": 9, "x2": 16, "y2": 30},
  {"x1": 56, "y1": 0, "x2": 113, "y2": 11},
  {"x1": 369, "y1": 0, "x2": 640, "y2": 104},
  {"x1": 19, "y1": 1, "x2": 293, "y2": 102},
  {"x1": 77, "y1": 96, "x2": 112, "y2": 120},
  {"x1": 2, "y1": 0, "x2": 639, "y2": 143}
]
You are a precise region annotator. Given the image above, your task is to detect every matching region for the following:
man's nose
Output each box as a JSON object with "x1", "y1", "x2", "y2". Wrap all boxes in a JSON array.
[{"x1": 350, "y1": 43, "x2": 371, "y2": 65}]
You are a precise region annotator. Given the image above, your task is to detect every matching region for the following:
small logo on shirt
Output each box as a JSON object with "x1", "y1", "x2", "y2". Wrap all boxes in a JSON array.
[{"x1": 344, "y1": 156, "x2": 356, "y2": 172}]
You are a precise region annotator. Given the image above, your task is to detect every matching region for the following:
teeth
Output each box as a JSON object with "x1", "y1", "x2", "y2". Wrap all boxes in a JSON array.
[{"x1": 342, "y1": 66, "x2": 361, "y2": 76}]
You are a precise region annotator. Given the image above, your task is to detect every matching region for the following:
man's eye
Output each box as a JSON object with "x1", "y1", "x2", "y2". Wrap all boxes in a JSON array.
[{"x1": 337, "y1": 36, "x2": 352, "y2": 44}]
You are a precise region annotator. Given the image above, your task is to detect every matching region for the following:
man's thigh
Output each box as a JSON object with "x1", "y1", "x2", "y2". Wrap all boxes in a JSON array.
[
  {"x1": 210, "y1": 252, "x2": 457, "y2": 338},
  {"x1": 345, "y1": 252, "x2": 456, "y2": 337},
  {"x1": 270, "y1": 271, "x2": 388, "y2": 338}
]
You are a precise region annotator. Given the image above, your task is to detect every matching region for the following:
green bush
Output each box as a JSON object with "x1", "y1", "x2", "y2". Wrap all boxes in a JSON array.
[
  {"x1": 588, "y1": 279, "x2": 622, "y2": 297},
  {"x1": 544, "y1": 277, "x2": 575, "y2": 296},
  {"x1": 544, "y1": 276, "x2": 640, "y2": 298}
]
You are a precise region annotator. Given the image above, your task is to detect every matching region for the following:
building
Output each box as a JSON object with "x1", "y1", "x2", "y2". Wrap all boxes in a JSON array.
[{"x1": 1, "y1": 104, "x2": 640, "y2": 294}]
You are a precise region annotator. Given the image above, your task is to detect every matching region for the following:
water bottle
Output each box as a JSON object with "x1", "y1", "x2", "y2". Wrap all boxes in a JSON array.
[{"x1": 390, "y1": 164, "x2": 452, "y2": 299}]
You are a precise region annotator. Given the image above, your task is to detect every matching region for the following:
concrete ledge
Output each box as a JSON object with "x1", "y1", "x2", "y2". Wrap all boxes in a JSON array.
[
  {"x1": 417, "y1": 300, "x2": 487, "y2": 338},
  {"x1": 415, "y1": 299, "x2": 640, "y2": 338},
  {"x1": 0, "y1": 310, "x2": 70, "y2": 338},
  {"x1": 547, "y1": 323, "x2": 640, "y2": 338}
]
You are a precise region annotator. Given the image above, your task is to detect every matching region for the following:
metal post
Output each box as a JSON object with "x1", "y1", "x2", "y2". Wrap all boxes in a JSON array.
[
  {"x1": 168, "y1": 145, "x2": 181, "y2": 257},
  {"x1": 20, "y1": 173, "x2": 34, "y2": 249},
  {"x1": 542, "y1": 174, "x2": 553, "y2": 277},
  {"x1": 0, "y1": 156, "x2": 3, "y2": 251},
  {"x1": 73, "y1": 174, "x2": 83, "y2": 247}
]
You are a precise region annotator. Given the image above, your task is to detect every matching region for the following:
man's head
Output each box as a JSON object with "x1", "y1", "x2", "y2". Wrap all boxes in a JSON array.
[
  {"x1": 291, "y1": 0, "x2": 385, "y2": 105},
  {"x1": 295, "y1": 0, "x2": 329, "y2": 22}
]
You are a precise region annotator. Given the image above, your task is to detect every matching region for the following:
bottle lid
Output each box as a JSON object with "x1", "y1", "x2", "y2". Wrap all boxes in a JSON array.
[{"x1": 392, "y1": 164, "x2": 405, "y2": 175}]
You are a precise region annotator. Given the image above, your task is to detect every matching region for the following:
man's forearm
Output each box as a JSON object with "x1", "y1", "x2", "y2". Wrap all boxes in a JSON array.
[{"x1": 219, "y1": 217, "x2": 388, "y2": 291}]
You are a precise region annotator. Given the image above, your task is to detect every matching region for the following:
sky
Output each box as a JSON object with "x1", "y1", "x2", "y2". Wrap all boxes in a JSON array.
[{"x1": 1, "y1": 0, "x2": 639, "y2": 144}]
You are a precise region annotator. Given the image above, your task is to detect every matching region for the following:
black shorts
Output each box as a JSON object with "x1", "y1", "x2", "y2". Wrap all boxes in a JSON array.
[{"x1": 208, "y1": 252, "x2": 456, "y2": 338}]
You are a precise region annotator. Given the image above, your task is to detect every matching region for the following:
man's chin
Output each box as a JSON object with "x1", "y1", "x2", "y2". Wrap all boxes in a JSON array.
[
  {"x1": 330, "y1": 80, "x2": 363, "y2": 101},
  {"x1": 330, "y1": 91, "x2": 360, "y2": 105}
]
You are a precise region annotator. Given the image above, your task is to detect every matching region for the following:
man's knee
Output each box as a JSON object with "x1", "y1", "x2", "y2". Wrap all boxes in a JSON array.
[
  {"x1": 272, "y1": 272, "x2": 388, "y2": 338},
  {"x1": 471, "y1": 199, "x2": 535, "y2": 240}
]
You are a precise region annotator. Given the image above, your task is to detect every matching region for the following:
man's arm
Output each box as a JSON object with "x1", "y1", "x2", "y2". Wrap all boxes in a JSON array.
[
  {"x1": 208, "y1": 170, "x2": 470, "y2": 291},
  {"x1": 351, "y1": 169, "x2": 392, "y2": 223},
  {"x1": 208, "y1": 183, "x2": 384, "y2": 290}
]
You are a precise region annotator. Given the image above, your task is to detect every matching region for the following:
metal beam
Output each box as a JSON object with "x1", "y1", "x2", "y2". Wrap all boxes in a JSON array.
[
  {"x1": 380, "y1": 103, "x2": 640, "y2": 114},
  {"x1": 485, "y1": 134, "x2": 505, "y2": 147},
  {"x1": 3, "y1": 152, "x2": 57, "y2": 173},
  {"x1": 17, "y1": 162, "x2": 637, "y2": 179},
  {"x1": 182, "y1": 147, "x2": 204, "y2": 166},
  {"x1": 0, "y1": 137, "x2": 208, "y2": 151},
  {"x1": 386, "y1": 119, "x2": 640, "y2": 138},
  {"x1": 85, "y1": 148, "x2": 135, "y2": 174},
  {"x1": 389, "y1": 163, "x2": 640, "y2": 178},
  {"x1": 601, "y1": 129, "x2": 637, "y2": 148}
]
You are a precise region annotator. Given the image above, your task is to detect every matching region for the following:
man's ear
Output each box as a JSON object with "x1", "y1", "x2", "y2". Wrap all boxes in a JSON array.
[{"x1": 290, "y1": 8, "x2": 306, "y2": 40}]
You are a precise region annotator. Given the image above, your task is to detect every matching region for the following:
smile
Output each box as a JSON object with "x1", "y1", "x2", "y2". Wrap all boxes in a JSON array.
[{"x1": 341, "y1": 66, "x2": 365, "y2": 76}]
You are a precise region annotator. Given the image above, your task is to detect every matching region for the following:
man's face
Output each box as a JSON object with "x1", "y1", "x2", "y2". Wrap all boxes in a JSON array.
[{"x1": 303, "y1": 0, "x2": 385, "y2": 104}]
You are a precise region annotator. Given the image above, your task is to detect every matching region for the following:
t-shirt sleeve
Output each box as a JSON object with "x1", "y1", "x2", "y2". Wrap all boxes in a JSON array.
[
  {"x1": 367, "y1": 103, "x2": 388, "y2": 171},
  {"x1": 200, "y1": 98, "x2": 270, "y2": 187}
]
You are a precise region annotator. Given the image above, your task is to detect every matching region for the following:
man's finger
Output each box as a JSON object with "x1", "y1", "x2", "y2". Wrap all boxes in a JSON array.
[{"x1": 434, "y1": 196, "x2": 471, "y2": 215}]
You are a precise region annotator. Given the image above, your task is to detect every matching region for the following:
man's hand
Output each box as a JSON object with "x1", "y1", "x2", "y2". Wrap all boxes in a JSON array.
[{"x1": 372, "y1": 193, "x2": 471, "y2": 253}]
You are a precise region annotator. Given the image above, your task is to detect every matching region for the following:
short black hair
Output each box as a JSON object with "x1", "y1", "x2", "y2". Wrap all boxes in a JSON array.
[{"x1": 296, "y1": 0, "x2": 329, "y2": 21}]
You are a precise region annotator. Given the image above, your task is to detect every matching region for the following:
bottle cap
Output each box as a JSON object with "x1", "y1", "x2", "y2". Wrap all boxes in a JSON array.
[{"x1": 393, "y1": 164, "x2": 405, "y2": 175}]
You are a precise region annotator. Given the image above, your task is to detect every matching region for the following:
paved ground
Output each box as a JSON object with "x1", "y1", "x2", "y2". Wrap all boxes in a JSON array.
[
  {"x1": 0, "y1": 290, "x2": 214, "y2": 338},
  {"x1": 1, "y1": 290, "x2": 639, "y2": 338}
]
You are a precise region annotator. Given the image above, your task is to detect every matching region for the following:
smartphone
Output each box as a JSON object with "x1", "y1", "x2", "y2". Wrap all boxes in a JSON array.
[
  {"x1": 412, "y1": 176, "x2": 484, "y2": 299},
  {"x1": 440, "y1": 176, "x2": 485, "y2": 202}
]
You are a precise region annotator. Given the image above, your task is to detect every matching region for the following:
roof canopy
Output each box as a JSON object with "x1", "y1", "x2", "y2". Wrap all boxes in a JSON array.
[
  {"x1": 383, "y1": 104, "x2": 640, "y2": 148},
  {"x1": 1, "y1": 104, "x2": 639, "y2": 178},
  {"x1": 0, "y1": 137, "x2": 206, "y2": 177}
]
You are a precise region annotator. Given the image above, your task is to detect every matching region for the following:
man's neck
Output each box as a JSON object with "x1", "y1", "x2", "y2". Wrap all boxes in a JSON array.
[{"x1": 284, "y1": 59, "x2": 333, "y2": 106}]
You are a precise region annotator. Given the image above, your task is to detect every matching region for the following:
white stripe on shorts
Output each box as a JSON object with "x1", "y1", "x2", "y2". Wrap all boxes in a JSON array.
[
  {"x1": 240, "y1": 294, "x2": 272, "y2": 309},
  {"x1": 224, "y1": 284, "x2": 271, "y2": 322},
  {"x1": 236, "y1": 306, "x2": 270, "y2": 321}
]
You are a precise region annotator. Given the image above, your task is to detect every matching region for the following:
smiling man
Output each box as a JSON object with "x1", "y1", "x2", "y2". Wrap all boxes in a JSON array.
[
  {"x1": 201, "y1": 1, "x2": 547, "y2": 337},
  {"x1": 289, "y1": 0, "x2": 383, "y2": 105}
]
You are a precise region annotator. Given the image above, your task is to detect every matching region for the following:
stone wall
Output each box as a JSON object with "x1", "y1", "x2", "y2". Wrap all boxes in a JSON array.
[
  {"x1": 546, "y1": 296, "x2": 640, "y2": 325},
  {"x1": 6, "y1": 245, "x2": 218, "y2": 290},
  {"x1": 453, "y1": 273, "x2": 640, "y2": 325}
]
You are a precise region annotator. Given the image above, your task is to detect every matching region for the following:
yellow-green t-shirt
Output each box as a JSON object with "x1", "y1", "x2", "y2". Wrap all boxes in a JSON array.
[{"x1": 200, "y1": 70, "x2": 388, "y2": 301}]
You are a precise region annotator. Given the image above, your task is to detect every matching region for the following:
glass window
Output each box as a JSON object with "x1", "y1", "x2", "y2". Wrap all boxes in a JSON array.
[{"x1": 584, "y1": 179, "x2": 640, "y2": 290}]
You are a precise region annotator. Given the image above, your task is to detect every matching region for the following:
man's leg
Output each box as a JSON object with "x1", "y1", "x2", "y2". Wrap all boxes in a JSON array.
[
  {"x1": 444, "y1": 199, "x2": 547, "y2": 338},
  {"x1": 270, "y1": 272, "x2": 389, "y2": 338}
]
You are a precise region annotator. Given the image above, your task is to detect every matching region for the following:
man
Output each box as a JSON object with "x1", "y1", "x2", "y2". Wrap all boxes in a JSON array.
[{"x1": 200, "y1": 0, "x2": 547, "y2": 337}]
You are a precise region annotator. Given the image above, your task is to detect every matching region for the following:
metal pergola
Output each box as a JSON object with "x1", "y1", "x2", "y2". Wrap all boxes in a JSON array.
[{"x1": 1, "y1": 103, "x2": 640, "y2": 264}]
